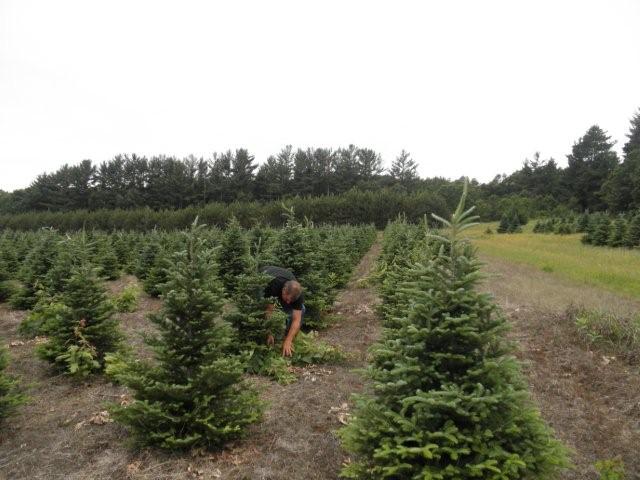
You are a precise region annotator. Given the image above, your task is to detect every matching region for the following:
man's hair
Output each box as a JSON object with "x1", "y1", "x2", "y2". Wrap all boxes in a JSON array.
[{"x1": 283, "y1": 280, "x2": 302, "y2": 301}]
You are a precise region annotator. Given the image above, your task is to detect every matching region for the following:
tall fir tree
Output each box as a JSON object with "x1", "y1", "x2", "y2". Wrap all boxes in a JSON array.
[
  {"x1": 564, "y1": 125, "x2": 618, "y2": 211},
  {"x1": 623, "y1": 108, "x2": 640, "y2": 157},
  {"x1": 107, "y1": 220, "x2": 262, "y2": 450},
  {"x1": 339, "y1": 181, "x2": 568, "y2": 479},
  {"x1": 389, "y1": 150, "x2": 418, "y2": 186}
]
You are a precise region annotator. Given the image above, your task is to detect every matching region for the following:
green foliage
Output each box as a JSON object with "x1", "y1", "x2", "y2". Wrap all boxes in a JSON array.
[
  {"x1": 0, "y1": 345, "x2": 27, "y2": 421},
  {"x1": 624, "y1": 213, "x2": 640, "y2": 247},
  {"x1": 574, "y1": 309, "x2": 640, "y2": 363},
  {"x1": 95, "y1": 240, "x2": 120, "y2": 280},
  {"x1": 291, "y1": 331, "x2": 345, "y2": 366},
  {"x1": 142, "y1": 249, "x2": 169, "y2": 297},
  {"x1": 224, "y1": 261, "x2": 287, "y2": 380},
  {"x1": 18, "y1": 299, "x2": 70, "y2": 338},
  {"x1": 339, "y1": 181, "x2": 568, "y2": 479},
  {"x1": 107, "y1": 220, "x2": 262, "y2": 450},
  {"x1": 56, "y1": 343, "x2": 100, "y2": 378},
  {"x1": 608, "y1": 217, "x2": 628, "y2": 248},
  {"x1": 218, "y1": 216, "x2": 251, "y2": 294},
  {"x1": 113, "y1": 284, "x2": 140, "y2": 313},
  {"x1": 595, "y1": 458, "x2": 626, "y2": 480},
  {"x1": 9, "y1": 229, "x2": 59, "y2": 309},
  {"x1": 37, "y1": 246, "x2": 123, "y2": 375}
]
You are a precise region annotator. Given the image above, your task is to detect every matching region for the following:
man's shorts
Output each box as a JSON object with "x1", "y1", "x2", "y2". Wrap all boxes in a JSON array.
[{"x1": 284, "y1": 304, "x2": 305, "y2": 335}]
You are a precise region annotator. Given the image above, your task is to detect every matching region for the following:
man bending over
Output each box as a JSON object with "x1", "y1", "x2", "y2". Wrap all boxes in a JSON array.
[{"x1": 262, "y1": 265, "x2": 305, "y2": 357}]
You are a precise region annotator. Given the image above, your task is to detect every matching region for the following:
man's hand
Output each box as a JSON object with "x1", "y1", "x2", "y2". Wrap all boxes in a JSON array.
[
  {"x1": 266, "y1": 334, "x2": 275, "y2": 346},
  {"x1": 282, "y1": 338, "x2": 294, "y2": 357}
]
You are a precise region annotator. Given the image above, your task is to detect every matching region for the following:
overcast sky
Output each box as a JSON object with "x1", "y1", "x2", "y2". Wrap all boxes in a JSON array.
[{"x1": 1, "y1": 0, "x2": 639, "y2": 192}]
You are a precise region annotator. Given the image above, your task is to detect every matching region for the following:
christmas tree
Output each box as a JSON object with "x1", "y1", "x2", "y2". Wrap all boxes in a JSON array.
[
  {"x1": 142, "y1": 247, "x2": 169, "y2": 297},
  {"x1": 107, "y1": 220, "x2": 262, "y2": 450},
  {"x1": 624, "y1": 213, "x2": 640, "y2": 247},
  {"x1": 218, "y1": 216, "x2": 251, "y2": 295},
  {"x1": 224, "y1": 254, "x2": 290, "y2": 381},
  {"x1": 608, "y1": 216, "x2": 628, "y2": 248},
  {"x1": 0, "y1": 344, "x2": 26, "y2": 420},
  {"x1": 10, "y1": 230, "x2": 58, "y2": 310},
  {"x1": 339, "y1": 181, "x2": 568, "y2": 479},
  {"x1": 37, "y1": 238, "x2": 123, "y2": 376}
]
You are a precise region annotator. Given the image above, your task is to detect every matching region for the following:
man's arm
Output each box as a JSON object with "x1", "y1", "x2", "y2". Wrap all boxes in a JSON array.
[{"x1": 282, "y1": 309, "x2": 302, "y2": 357}]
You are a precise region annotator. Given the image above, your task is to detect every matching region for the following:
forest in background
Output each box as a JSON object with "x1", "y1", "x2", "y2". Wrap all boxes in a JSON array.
[{"x1": 1, "y1": 108, "x2": 638, "y2": 229}]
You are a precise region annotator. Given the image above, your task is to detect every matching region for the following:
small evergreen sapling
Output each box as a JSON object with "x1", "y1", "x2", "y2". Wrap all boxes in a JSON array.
[
  {"x1": 107, "y1": 220, "x2": 262, "y2": 450},
  {"x1": 0, "y1": 344, "x2": 27, "y2": 421}
]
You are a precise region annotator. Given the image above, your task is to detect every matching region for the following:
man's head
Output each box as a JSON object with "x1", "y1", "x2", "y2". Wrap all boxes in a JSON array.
[{"x1": 282, "y1": 280, "x2": 302, "y2": 304}]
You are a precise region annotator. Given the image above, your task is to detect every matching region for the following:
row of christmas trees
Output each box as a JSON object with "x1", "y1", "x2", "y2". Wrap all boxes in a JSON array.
[
  {"x1": 0, "y1": 214, "x2": 375, "y2": 329},
  {"x1": 533, "y1": 212, "x2": 640, "y2": 248},
  {"x1": 0, "y1": 214, "x2": 375, "y2": 442},
  {"x1": 338, "y1": 184, "x2": 568, "y2": 478}
]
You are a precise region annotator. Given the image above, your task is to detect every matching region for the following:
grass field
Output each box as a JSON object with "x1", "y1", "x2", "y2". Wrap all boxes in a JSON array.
[{"x1": 466, "y1": 222, "x2": 640, "y2": 300}]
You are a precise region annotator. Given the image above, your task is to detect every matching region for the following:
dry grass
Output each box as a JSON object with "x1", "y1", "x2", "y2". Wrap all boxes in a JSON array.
[{"x1": 468, "y1": 222, "x2": 640, "y2": 300}]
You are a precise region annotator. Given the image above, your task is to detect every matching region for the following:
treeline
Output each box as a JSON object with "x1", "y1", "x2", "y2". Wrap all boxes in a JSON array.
[
  {"x1": 0, "y1": 146, "x2": 420, "y2": 213},
  {"x1": 0, "y1": 108, "x2": 638, "y2": 227},
  {"x1": 0, "y1": 189, "x2": 452, "y2": 231},
  {"x1": 483, "y1": 109, "x2": 640, "y2": 213}
]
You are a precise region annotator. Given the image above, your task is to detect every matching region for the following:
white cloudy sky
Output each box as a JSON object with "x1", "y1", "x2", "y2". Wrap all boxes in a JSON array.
[{"x1": 1, "y1": 0, "x2": 639, "y2": 192}]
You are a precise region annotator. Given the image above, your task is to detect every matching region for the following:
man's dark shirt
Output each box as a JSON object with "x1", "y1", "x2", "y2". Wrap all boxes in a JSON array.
[{"x1": 262, "y1": 265, "x2": 304, "y2": 312}]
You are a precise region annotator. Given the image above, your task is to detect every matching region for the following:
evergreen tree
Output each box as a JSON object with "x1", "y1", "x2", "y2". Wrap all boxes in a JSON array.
[
  {"x1": 224, "y1": 258, "x2": 289, "y2": 379},
  {"x1": 0, "y1": 259, "x2": 18, "y2": 302},
  {"x1": 389, "y1": 150, "x2": 418, "y2": 186},
  {"x1": 564, "y1": 125, "x2": 618, "y2": 211},
  {"x1": 106, "y1": 220, "x2": 261, "y2": 450},
  {"x1": 142, "y1": 248, "x2": 170, "y2": 297},
  {"x1": 231, "y1": 149, "x2": 257, "y2": 201},
  {"x1": 0, "y1": 344, "x2": 26, "y2": 420},
  {"x1": 608, "y1": 216, "x2": 628, "y2": 248},
  {"x1": 576, "y1": 213, "x2": 590, "y2": 233},
  {"x1": 38, "y1": 244, "x2": 123, "y2": 376},
  {"x1": 623, "y1": 108, "x2": 640, "y2": 157},
  {"x1": 339, "y1": 182, "x2": 568, "y2": 479},
  {"x1": 624, "y1": 213, "x2": 640, "y2": 247},
  {"x1": 218, "y1": 216, "x2": 251, "y2": 294},
  {"x1": 135, "y1": 239, "x2": 161, "y2": 280},
  {"x1": 272, "y1": 206, "x2": 312, "y2": 278},
  {"x1": 497, "y1": 213, "x2": 510, "y2": 233},
  {"x1": 10, "y1": 230, "x2": 58, "y2": 310},
  {"x1": 591, "y1": 216, "x2": 612, "y2": 246},
  {"x1": 95, "y1": 241, "x2": 120, "y2": 280}
]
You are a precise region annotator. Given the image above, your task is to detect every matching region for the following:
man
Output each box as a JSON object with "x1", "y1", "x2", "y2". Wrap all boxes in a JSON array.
[{"x1": 261, "y1": 265, "x2": 305, "y2": 357}]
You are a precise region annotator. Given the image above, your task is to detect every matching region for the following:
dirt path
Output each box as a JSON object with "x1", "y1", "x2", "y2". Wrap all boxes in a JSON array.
[
  {"x1": 0, "y1": 237, "x2": 383, "y2": 480},
  {"x1": 480, "y1": 255, "x2": 640, "y2": 480}
]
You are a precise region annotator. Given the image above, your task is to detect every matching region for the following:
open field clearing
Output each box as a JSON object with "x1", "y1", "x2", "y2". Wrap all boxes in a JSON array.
[{"x1": 468, "y1": 223, "x2": 640, "y2": 301}]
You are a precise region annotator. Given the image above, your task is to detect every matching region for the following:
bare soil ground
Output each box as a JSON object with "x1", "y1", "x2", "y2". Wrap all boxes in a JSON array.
[
  {"x1": 0, "y1": 238, "x2": 382, "y2": 480},
  {"x1": 480, "y1": 254, "x2": 640, "y2": 480}
]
